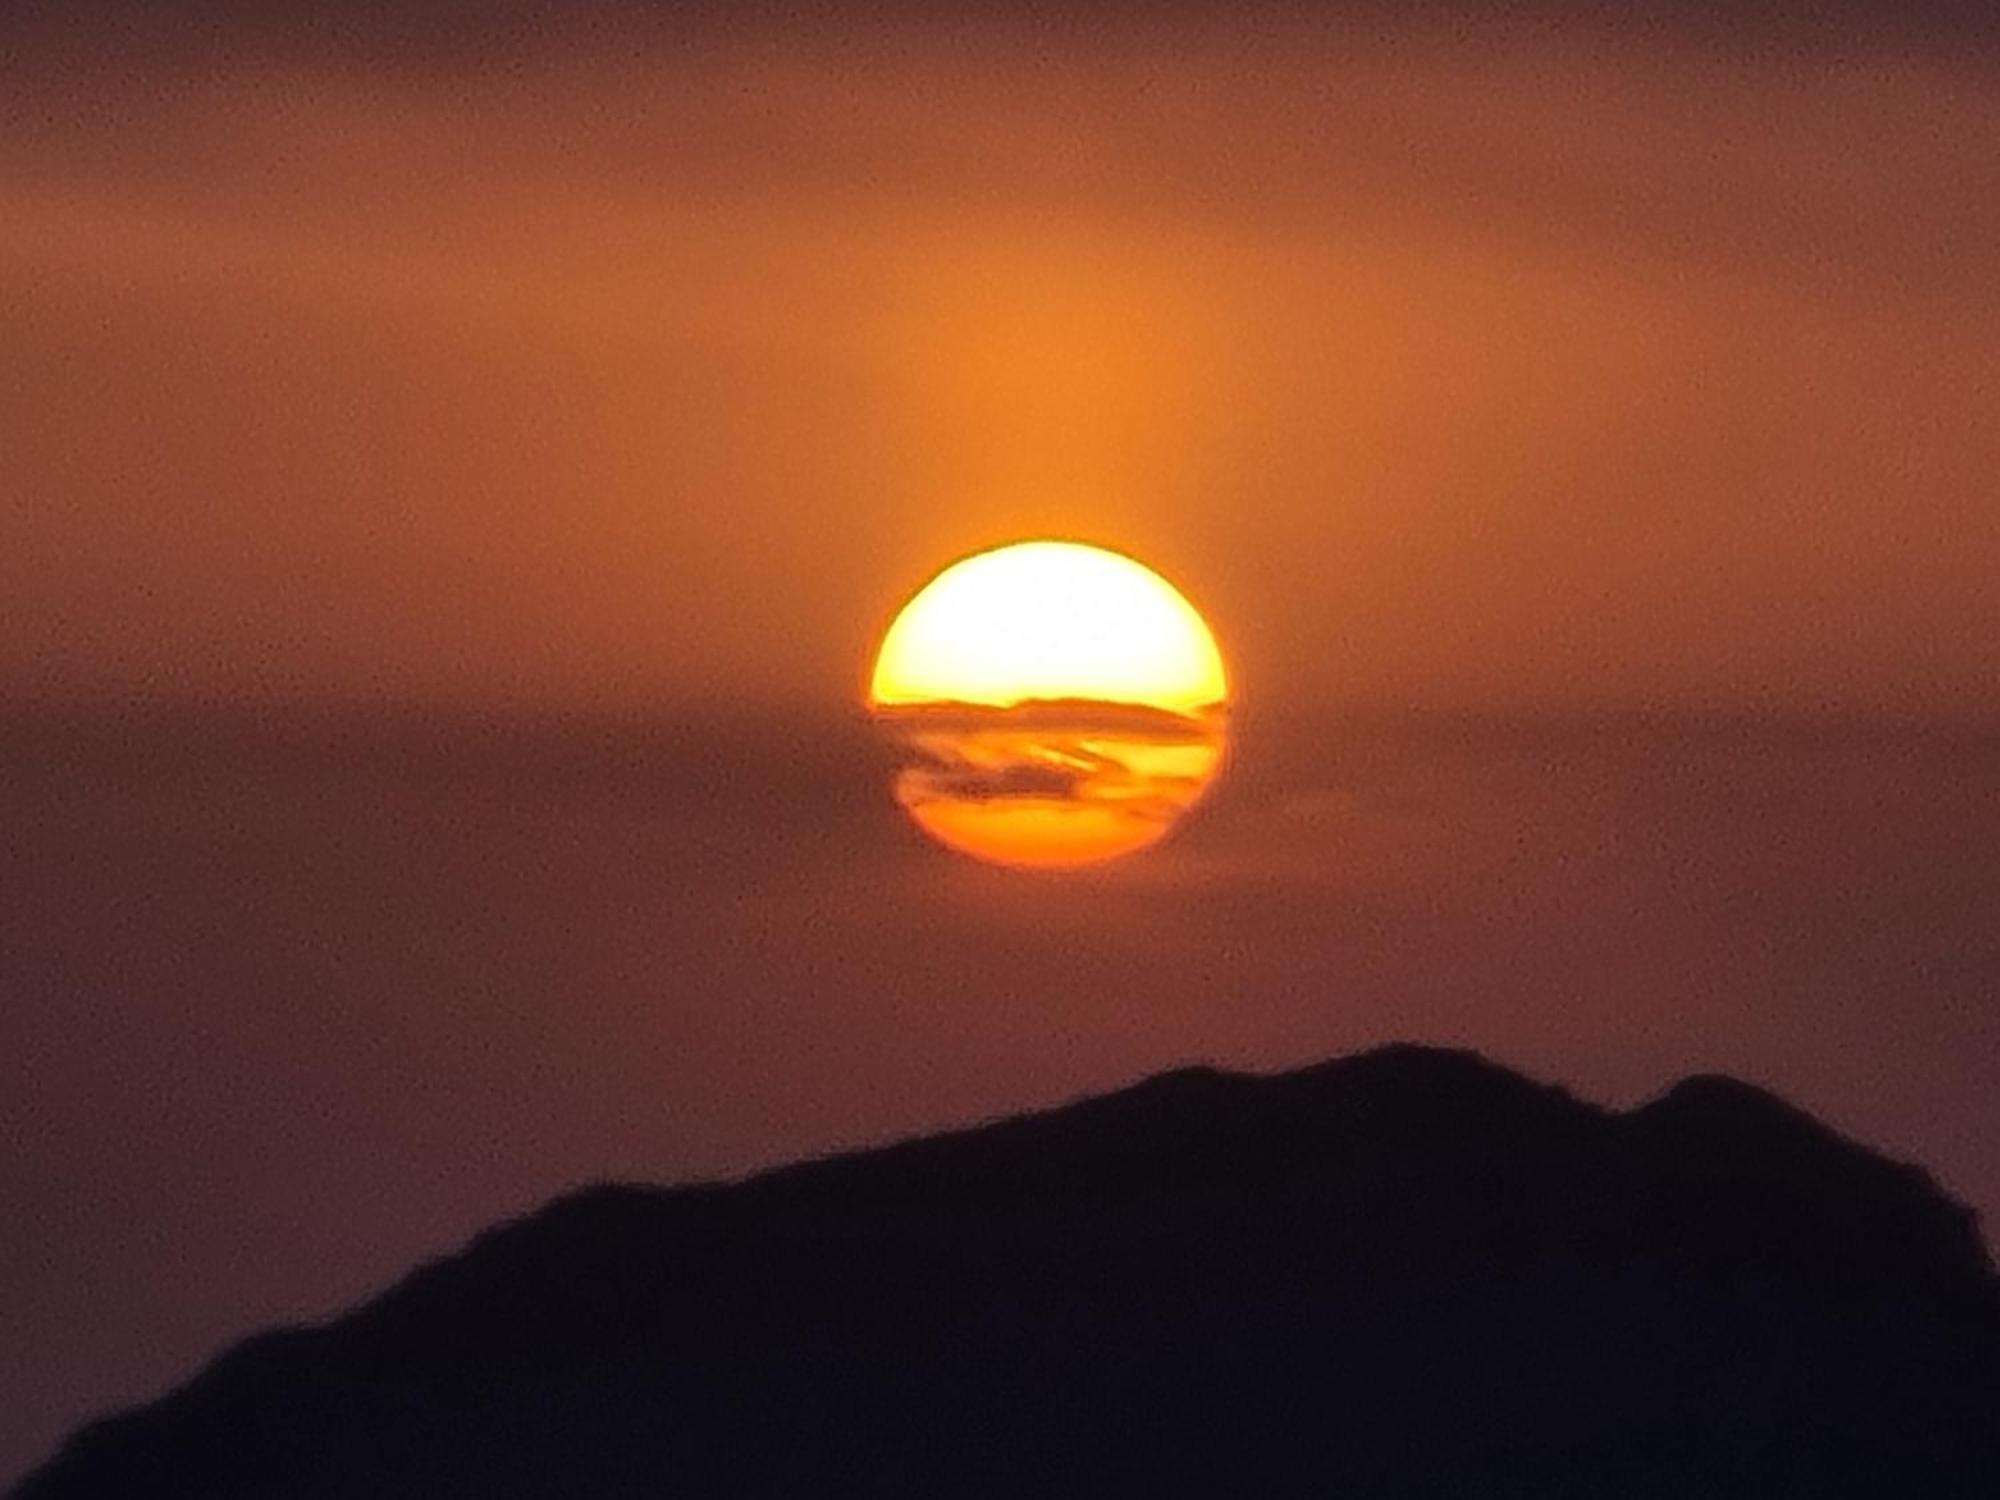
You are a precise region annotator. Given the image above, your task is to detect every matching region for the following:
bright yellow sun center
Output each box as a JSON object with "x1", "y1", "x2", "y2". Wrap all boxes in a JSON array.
[
  {"x1": 870, "y1": 541, "x2": 1227, "y2": 713},
  {"x1": 869, "y1": 541, "x2": 1229, "y2": 869}
]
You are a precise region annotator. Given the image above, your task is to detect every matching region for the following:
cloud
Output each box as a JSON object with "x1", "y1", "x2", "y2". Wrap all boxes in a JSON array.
[
  {"x1": 875, "y1": 700, "x2": 1221, "y2": 737},
  {"x1": 904, "y1": 758, "x2": 1096, "y2": 805}
]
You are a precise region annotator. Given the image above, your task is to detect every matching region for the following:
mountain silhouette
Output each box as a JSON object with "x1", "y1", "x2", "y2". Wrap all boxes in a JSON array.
[{"x1": 16, "y1": 1045, "x2": 2000, "y2": 1497}]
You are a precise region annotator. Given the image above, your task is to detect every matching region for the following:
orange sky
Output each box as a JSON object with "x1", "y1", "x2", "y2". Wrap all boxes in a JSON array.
[
  {"x1": 4, "y1": 10, "x2": 1997, "y2": 718},
  {"x1": 4, "y1": 6, "x2": 2000, "y2": 1487}
]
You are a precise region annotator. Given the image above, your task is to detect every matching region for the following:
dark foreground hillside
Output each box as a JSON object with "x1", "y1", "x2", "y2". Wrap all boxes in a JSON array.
[{"x1": 17, "y1": 1046, "x2": 2000, "y2": 1498}]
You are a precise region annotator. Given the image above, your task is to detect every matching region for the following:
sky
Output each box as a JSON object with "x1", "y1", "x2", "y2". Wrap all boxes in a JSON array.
[
  {"x1": 6, "y1": 3, "x2": 1998, "y2": 717},
  {"x1": 3, "y1": 1, "x2": 1998, "y2": 1487}
]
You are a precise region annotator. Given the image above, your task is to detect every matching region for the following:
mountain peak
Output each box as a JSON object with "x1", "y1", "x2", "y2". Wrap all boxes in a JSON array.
[
  {"x1": 1646, "y1": 1069, "x2": 1817, "y2": 1122},
  {"x1": 17, "y1": 1045, "x2": 2000, "y2": 1499}
]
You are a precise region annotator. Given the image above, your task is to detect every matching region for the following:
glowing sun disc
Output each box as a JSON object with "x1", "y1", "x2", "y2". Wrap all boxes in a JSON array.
[
  {"x1": 870, "y1": 541, "x2": 1226, "y2": 713},
  {"x1": 868, "y1": 540, "x2": 1229, "y2": 869}
]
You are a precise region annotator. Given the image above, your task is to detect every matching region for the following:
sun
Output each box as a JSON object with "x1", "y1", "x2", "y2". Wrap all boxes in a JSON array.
[
  {"x1": 871, "y1": 541, "x2": 1227, "y2": 713},
  {"x1": 868, "y1": 540, "x2": 1228, "y2": 869}
]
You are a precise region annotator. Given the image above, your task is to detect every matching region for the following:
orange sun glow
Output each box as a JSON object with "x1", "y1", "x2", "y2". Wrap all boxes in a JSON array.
[{"x1": 869, "y1": 540, "x2": 1228, "y2": 869}]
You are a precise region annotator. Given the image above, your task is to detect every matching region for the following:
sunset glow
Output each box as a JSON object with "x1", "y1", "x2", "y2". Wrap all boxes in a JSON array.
[
  {"x1": 12, "y1": 6, "x2": 2000, "y2": 1485},
  {"x1": 869, "y1": 541, "x2": 1227, "y2": 869},
  {"x1": 870, "y1": 541, "x2": 1227, "y2": 713}
]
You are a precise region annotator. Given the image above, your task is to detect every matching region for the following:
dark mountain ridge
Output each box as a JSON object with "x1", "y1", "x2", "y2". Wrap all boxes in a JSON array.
[{"x1": 17, "y1": 1045, "x2": 2000, "y2": 1497}]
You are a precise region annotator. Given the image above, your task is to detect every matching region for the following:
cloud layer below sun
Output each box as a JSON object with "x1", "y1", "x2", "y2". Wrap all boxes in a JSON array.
[{"x1": 876, "y1": 699, "x2": 1226, "y2": 866}]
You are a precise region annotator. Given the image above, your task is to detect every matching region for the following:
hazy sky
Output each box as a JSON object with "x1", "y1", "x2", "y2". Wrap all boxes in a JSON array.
[
  {"x1": 6, "y1": 4, "x2": 1998, "y2": 717},
  {"x1": 4, "y1": 3, "x2": 1999, "y2": 1490}
]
